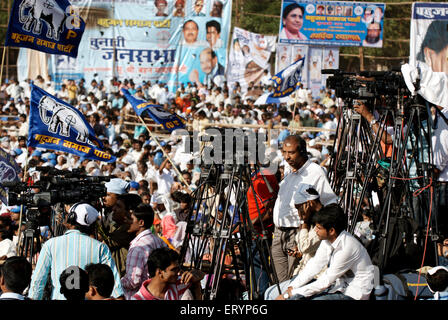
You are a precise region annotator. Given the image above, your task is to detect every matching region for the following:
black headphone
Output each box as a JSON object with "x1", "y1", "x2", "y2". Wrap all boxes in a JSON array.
[{"x1": 66, "y1": 202, "x2": 82, "y2": 225}]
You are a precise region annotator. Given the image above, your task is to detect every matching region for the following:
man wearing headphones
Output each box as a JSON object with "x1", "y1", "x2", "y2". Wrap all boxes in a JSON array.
[
  {"x1": 28, "y1": 203, "x2": 124, "y2": 300},
  {"x1": 271, "y1": 135, "x2": 337, "y2": 282}
]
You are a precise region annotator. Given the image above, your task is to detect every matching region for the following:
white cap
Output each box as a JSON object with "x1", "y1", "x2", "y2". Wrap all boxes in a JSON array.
[
  {"x1": 70, "y1": 203, "x2": 99, "y2": 226},
  {"x1": 294, "y1": 183, "x2": 319, "y2": 205}
]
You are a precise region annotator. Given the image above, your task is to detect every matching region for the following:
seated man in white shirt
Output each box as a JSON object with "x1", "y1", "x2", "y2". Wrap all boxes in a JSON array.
[{"x1": 265, "y1": 204, "x2": 375, "y2": 300}]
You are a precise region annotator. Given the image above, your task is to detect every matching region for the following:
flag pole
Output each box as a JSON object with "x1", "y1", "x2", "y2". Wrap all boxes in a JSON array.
[
  {"x1": 15, "y1": 147, "x2": 29, "y2": 256},
  {"x1": 137, "y1": 115, "x2": 191, "y2": 191},
  {"x1": 0, "y1": 46, "x2": 6, "y2": 88}
]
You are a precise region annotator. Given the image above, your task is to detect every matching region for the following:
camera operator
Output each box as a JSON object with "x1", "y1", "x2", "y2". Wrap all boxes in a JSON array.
[{"x1": 28, "y1": 203, "x2": 124, "y2": 300}]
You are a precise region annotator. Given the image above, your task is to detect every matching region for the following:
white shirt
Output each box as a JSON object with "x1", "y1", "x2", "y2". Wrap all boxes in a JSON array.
[
  {"x1": 157, "y1": 168, "x2": 175, "y2": 195},
  {"x1": 0, "y1": 238, "x2": 16, "y2": 258},
  {"x1": 289, "y1": 231, "x2": 375, "y2": 300},
  {"x1": 273, "y1": 160, "x2": 337, "y2": 228}
]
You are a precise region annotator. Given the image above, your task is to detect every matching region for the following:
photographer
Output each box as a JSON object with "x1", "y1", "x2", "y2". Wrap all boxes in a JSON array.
[{"x1": 28, "y1": 203, "x2": 124, "y2": 300}]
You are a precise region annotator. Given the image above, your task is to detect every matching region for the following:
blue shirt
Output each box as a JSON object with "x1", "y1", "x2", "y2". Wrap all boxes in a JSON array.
[{"x1": 28, "y1": 229, "x2": 124, "y2": 300}]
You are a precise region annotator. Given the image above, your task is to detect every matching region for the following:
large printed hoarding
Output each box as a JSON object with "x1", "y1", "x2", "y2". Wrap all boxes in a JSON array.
[
  {"x1": 38, "y1": 0, "x2": 232, "y2": 91},
  {"x1": 409, "y1": 2, "x2": 448, "y2": 76},
  {"x1": 226, "y1": 27, "x2": 277, "y2": 92},
  {"x1": 279, "y1": 0, "x2": 385, "y2": 48}
]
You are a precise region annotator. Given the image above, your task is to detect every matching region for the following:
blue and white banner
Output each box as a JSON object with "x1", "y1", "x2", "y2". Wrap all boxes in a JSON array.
[
  {"x1": 270, "y1": 57, "x2": 305, "y2": 98},
  {"x1": 0, "y1": 148, "x2": 21, "y2": 205},
  {"x1": 5, "y1": 0, "x2": 86, "y2": 57},
  {"x1": 121, "y1": 88, "x2": 186, "y2": 132},
  {"x1": 35, "y1": 0, "x2": 233, "y2": 92},
  {"x1": 279, "y1": 1, "x2": 386, "y2": 47},
  {"x1": 28, "y1": 84, "x2": 116, "y2": 162}
]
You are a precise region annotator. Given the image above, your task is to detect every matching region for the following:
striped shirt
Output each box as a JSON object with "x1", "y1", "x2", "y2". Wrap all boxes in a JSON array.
[
  {"x1": 132, "y1": 278, "x2": 190, "y2": 300},
  {"x1": 28, "y1": 229, "x2": 124, "y2": 300},
  {"x1": 121, "y1": 229, "x2": 167, "y2": 300}
]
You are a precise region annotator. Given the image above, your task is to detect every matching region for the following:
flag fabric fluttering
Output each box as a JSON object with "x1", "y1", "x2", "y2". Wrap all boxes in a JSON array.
[
  {"x1": 0, "y1": 147, "x2": 21, "y2": 205},
  {"x1": 28, "y1": 84, "x2": 116, "y2": 162},
  {"x1": 4, "y1": 0, "x2": 86, "y2": 58},
  {"x1": 121, "y1": 88, "x2": 186, "y2": 132},
  {"x1": 270, "y1": 57, "x2": 305, "y2": 98}
]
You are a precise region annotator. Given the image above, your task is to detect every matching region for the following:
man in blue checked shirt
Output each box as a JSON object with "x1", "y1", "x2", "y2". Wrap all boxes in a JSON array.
[{"x1": 28, "y1": 203, "x2": 124, "y2": 300}]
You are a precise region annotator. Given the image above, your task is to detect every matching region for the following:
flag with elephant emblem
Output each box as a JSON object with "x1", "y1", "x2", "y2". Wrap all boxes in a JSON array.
[
  {"x1": 4, "y1": 0, "x2": 85, "y2": 57},
  {"x1": 28, "y1": 84, "x2": 116, "y2": 163}
]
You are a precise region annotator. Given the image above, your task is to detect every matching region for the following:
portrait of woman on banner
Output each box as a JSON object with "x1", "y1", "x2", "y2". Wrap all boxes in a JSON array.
[{"x1": 279, "y1": 3, "x2": 308, "y2": 41}]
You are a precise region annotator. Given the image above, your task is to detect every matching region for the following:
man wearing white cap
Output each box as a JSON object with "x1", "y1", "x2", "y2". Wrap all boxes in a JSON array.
[{"x1": 28, "y1": 203, "x2": 124, "y2": 300}]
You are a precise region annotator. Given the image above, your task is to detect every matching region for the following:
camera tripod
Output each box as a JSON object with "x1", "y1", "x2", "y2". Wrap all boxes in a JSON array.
[
  {"x1": 327, "y1": 91, "x2": 441, "y2": 273},
  {"x1": 179, "y1": 161, "x2": 281, "y2": 300}
]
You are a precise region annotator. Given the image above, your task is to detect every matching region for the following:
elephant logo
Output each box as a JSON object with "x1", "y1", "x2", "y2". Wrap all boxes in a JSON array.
[
  {"x1": 19, "y1": 0, "x2": 66, "y2": 41},
  {"x1": 38, "y1": 96, "x2": 95, "y2": 146},
  {"x1": 148, "y1": 106, "x2": 177, "y2": 120},
  {"x1": 0, "y1": 161, "x2": 17, "y2": 183}
]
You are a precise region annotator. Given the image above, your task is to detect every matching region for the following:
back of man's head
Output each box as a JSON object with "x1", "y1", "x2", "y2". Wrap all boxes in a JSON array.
[
  {"x1": 59, "y1": 266, "x2": 89, "y2": 301},
  {"x1": 84, "y1": 263, "x2": 115, "y2": 299},
  {"x1": 426, "y1": 266, "x2": 448, "y2": 294},
  {"x1": 0, "y1": 256, "x2": 32, "y2": 294},
  {"x1": 312, "y1": 203, "x2": 347, "y2": 235},
  {"x1": 147, "y1": 247, "x2": 180, "y2": 278}
]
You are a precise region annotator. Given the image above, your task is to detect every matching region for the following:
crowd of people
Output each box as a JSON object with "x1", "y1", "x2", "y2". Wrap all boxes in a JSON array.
[{"x1": 0, "y1": 73, "x2": 447, "y2": 301}]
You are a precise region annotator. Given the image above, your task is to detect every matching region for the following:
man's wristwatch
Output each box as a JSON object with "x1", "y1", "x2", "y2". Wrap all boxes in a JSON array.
[{"x1": 283, "y1": 292, "x2": 290, "y2": 299}]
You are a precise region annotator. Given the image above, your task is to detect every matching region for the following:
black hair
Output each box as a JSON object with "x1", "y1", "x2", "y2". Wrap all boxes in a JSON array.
[
  {"x1": 206, "y1": 20, "x2": 221, "y2": 34},
  {"x1": 84, "y1": 263, "x2": 115, "y2": 298},
  {"x1": 117, "y1": 193, "x2": 142, "y2": 211},
  {"x1": 147, "y1": 247, "x2": 180, "y2": 278},
  {"x1": 0, "y1": 256, "x2": 32, "y2": 294},
  {"x1": 183, "y1": 19, "x2": 198, "y2": 30},
  {"x1": 417, "y1": 20, "x2": 448, "y2": 62},
  {"x1": 312, "y1": 203, "x2": 347, "y2": 234},
  {"x1": 282, "y1": 3, "x2": 305, "y2": 20},
  {"x1": 0, "y1": 228, "x2": 13, "y2": 241},
  {"x1": 59, "y1": 266, "x2": 89, "y2": 301},
  {"x1": 132, "y1": 203, "x2": 155, "y2": 229},
  {"x1": 426, "y1": 268, "x2": 448, "y2": 293}
]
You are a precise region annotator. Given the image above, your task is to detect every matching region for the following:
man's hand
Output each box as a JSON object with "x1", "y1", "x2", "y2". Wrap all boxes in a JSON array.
[
  {"x1": 180, "y1": 268, "x2": 205, "y2": 284},
  {"x1": 353, "y1": 101, "x2": 372, "y2": 120},
  {"x1": 275, "y1": 286, "x2": 293, "y2": 300}
]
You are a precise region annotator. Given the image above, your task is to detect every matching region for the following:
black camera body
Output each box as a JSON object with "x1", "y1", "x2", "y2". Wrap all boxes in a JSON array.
[{"x1": 5, "y1": 167, "x2": 110, "y2": 226}]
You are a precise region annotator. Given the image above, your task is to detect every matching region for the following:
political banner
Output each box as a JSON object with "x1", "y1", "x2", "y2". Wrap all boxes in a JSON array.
[
  {"x1": 28, "y1": 84, "x2": 116, "y2": 162},
  {"x1": 121, "y1": 88, "x2": 186, "y2": 132},
  {"x1": 279, "y1": 0, "x2": 385, "y2": 47},
  {"x1": 409, "y1": 2, "x2": 448, "y2": 76},
  {"x1": 0, "y1": 148, "x2": 21, "y2": 205},
  {"x1": 28, "y1": 0, "x2": 233, "y2": 92},
  {"x1": 226, "y1": 27, "x2": 277, "y2": 91},
  {"x1": 275, "y1": 45, "x2": 338, "y2": 96},
  {"x1": 5, "y1": 0, "x2": 86, "y2": 57},
  {"x1": 270, "y1": 57, "x2": 305, "y2": 98}
]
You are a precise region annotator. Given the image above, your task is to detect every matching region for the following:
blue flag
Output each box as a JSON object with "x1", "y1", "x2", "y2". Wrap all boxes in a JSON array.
[
  {"x1": 270, "y1": 57, "x2": 305, "y2": 98},
  {"x1": 0, "y1": 147, "x2": 21, "y2": 205},
  {"x1": 4, "y1": 0, "x2": 85, "y2": 58},
  {"x1": 28, "y1": 84, "x2": 116, "y2": 163},
  {"x1": 121, "y1": 88, "x2": 186, "y2": 132}
]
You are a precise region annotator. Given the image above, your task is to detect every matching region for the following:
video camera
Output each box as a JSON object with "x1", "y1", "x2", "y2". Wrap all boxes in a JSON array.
[
  {"x1": 4, "y1": 167, "x2": 110, "y2": 226},
  {"x1": 323, "y1": 69, "x2": 409, "y2": 101}
]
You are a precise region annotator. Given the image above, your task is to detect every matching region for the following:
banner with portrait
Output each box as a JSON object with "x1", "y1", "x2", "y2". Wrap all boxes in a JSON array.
[
  {"x1": 226, "y1": 27, "x2": 277, "y2": 91},
  {"x1": 279, "y1": 0, "x2": 386, "y2": 48},
  {"x1": 275, "y1": 45, "x2": 338, "y2": 96},
  {"x1": 409, "y1": 2, "x2": 448, "y2": 76},
  {"x1": 17, "y1": 0, "x2": 232, "y2": 92}
]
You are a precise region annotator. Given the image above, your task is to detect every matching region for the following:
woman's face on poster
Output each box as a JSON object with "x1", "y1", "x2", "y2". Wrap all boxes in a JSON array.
[{"x1": 283, "y1": 7, "x2": 304, "y2": 34}]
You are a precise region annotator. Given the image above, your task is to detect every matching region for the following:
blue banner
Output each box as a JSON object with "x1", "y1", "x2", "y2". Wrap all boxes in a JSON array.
[
  {"x1": 5, "y1": 0, "x2": 85, "y2": 57},
  {"x1": 413, "y1": 3, "x2": 448, "y2": 20},
  {"x1": 121, "y1": 88, "x2": 186, "y2": 132},
  {"x1": 270, "y1": 57, "x2": 305, "y2": 98},
  {"x1": 28, "y1": 84, "x2": 116, "y2": 162},
  {"x1": 0, "y1": 148, "x2": 21, "y2": 205},
  {"x1": 42, "y1": 0, "x2": 232, "y2": 92},
  {"x1": 279, "y1": 1, "x2": 386, "y2": 47}
]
